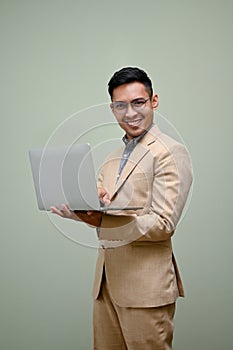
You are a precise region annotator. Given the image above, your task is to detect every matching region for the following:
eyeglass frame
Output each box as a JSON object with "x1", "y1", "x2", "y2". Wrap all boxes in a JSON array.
[{"x1": 111, "y1": 97, "x2": 150, "y2": 115}]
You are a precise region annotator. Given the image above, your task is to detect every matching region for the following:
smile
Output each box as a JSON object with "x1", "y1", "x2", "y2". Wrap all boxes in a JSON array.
[{"x1": 124, "y1": 118, "x2": 144, "y2": 127}]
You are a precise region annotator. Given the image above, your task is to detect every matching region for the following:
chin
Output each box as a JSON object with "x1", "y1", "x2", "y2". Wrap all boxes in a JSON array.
[{"x1": 127, "y1": 128, "x2": 145, "y2": 138}]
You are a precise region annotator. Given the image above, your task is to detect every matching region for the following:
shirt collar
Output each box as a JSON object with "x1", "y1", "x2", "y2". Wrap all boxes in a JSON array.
[{"x1": 122, "y1": 123, "x2": 154, "y2": 146}]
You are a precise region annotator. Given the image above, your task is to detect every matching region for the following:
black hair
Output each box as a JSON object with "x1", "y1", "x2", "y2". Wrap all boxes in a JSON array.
[{"x1": 108, "y1": 67, "x2": 153, "y2": 100}]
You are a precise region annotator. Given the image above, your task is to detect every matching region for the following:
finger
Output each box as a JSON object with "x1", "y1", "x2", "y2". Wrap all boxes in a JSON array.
[
  {"x1": 50, "y1": 206, "x2": 65, "y2": 217},
  {"x1": 61, "y1": 204, "x2": 80, "y2": 220},
  {"x1": 61, "y1": 204, "x2": 72, "y2": 216},
  {"x1": 98, "y1": 188, "x2": 109, "y2": 200},
  {"x1": 102, "y1": 194, "x2": 111, "y2": 205}
]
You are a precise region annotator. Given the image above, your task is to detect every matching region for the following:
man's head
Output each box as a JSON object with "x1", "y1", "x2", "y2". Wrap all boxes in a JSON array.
[
  {"x1": 108, "y1": 67, "x2": 159, "y2": 139},
  {"x1": 108, "y1": 67, "x2": 153, "y2": 100}
]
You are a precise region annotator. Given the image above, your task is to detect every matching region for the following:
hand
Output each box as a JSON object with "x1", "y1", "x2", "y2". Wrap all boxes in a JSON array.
[
  {"x1": 50, "y1": 204, "x2": 102, "y2": 227},
  {"x1": 98, "y1": 187, "x2": 111, "y2": 206}
]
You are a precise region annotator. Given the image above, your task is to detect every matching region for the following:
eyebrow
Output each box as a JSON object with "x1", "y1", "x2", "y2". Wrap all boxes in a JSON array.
[{"x1": 113, "y1": 97, "x2": 148, "y2": 103}]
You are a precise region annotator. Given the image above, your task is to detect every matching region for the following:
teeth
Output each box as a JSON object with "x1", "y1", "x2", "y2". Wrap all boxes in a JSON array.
[{"x1": 126, "y1": 119, "x2": 142, "y2": 126}]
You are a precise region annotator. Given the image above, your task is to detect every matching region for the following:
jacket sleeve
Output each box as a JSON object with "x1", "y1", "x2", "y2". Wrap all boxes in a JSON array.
[{"x1": 99, "y1": 143, "x2": 193, "y2": 243}]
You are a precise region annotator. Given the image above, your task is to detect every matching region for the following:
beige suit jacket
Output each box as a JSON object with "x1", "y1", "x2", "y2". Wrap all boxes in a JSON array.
[{"x1": 92, "y1": 125, "x2": 193, "y2": 308}]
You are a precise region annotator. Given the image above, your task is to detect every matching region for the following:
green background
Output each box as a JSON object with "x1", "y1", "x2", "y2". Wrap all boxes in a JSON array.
[{"x1": 1, "y1": 0, "x2": 232, "y2": 349}]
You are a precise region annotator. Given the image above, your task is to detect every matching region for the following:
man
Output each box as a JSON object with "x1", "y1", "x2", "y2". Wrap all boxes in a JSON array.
[{"x1": 51, "y1": 67, "x2": 193, "y2": 349}]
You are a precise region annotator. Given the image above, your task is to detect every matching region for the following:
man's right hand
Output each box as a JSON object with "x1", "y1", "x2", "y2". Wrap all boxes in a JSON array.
[{"x1": 50, "y1": 204, "x2": 103, "y2": 227}]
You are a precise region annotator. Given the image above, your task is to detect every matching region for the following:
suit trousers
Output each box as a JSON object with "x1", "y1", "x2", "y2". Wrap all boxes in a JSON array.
[{"x1": 93, "y1": 272, "x2": 176, "y2": 350}]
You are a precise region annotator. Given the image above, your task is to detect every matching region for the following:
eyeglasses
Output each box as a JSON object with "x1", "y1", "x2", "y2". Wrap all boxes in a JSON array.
[{"x1": 111, "y1": 98, "x2": 150, "y2": 115}]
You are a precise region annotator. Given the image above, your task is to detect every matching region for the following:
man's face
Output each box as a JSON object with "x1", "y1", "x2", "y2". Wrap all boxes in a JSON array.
[{"x1": 111, "y1": 82, "x2": 158, "y2": 139}]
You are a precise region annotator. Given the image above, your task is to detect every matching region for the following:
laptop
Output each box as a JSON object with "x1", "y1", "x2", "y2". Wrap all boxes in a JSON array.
[{"x1": 28, "y1": 143, "x2": 142, "y2": 212}]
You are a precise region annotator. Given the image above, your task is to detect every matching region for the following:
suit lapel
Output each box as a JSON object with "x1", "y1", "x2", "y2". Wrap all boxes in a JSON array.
[
  {"x1": 115, "y1": 144, "x2": 150, "y2": 193},
  {"x1": 111, "y1": 125, "x2": 161, "y2": 198}
]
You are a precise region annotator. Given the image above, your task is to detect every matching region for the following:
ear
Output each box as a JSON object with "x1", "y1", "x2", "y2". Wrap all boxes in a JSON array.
[
  {"x1": 110, "y1": 103, "x2": 114, "y2": 112},
  {"x1": 151, "y1": 94, "x2": 159, "y2": 110}
]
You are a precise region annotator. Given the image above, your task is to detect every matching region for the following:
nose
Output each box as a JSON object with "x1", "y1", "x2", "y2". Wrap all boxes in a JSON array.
[{"x1": 125, "y1": 103, "x2": 137, "y2": 118}]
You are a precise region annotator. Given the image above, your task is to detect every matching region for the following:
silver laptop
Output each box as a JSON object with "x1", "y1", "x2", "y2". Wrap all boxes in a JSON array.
[{"x1": 29, "y1": 143, "x2": 142, "y2": 212}]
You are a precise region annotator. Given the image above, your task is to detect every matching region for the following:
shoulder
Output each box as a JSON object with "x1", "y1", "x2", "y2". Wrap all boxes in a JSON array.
[{"x1": 147, "y1": 125, "x2": 189, "y2": 157}]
